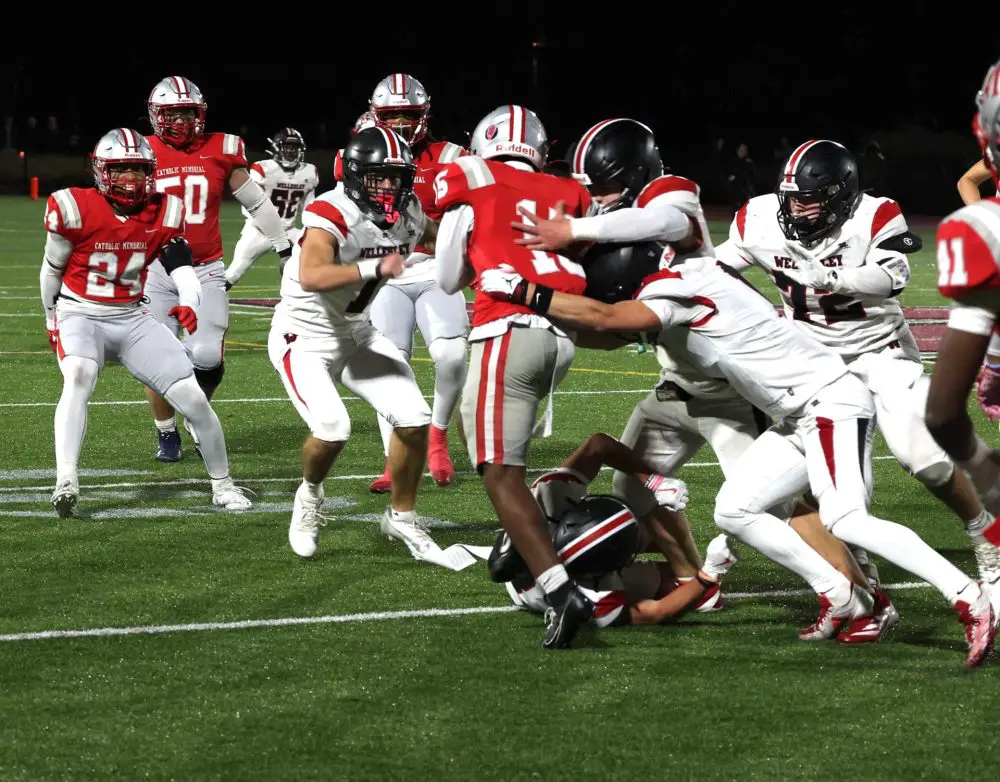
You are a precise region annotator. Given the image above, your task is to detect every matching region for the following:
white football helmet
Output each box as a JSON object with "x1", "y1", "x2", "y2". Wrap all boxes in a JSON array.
[
  {"x1": 975, "y1": 59, "x2": 1000, "y2": 188},
  {"x1": 90, "y1": 128, "x2": 157, "y2": 209},
  {"x1": 470, "y1": 105, "x2": 548, "y2": 170},
  {"x1": 352, "y1": 110, "x2": 377, "y2": 137},
  {"x1": 370, "y1": 74, "x2": 430, "y2": 146},
  {"x1": 147, "y1": 75, "x2": 207, "y2": 147}
]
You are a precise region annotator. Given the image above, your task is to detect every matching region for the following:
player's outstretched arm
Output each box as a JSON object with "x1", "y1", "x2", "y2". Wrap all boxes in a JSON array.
[
  {"x1": 958, "y1": 159, "x2": 992, "y2": 206},
  {"x1": 230, "y1": 167, "x2": 292, "y2": 259}
]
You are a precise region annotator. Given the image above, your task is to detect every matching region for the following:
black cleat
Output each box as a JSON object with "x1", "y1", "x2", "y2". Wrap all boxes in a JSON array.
[{"x1": 542, "y1": 587, "x2": 594, "y2": 650}]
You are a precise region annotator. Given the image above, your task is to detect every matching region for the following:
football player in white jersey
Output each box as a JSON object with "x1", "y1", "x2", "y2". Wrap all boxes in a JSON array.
[
  {"x1": 226, "y1": 128, "x2": 319, "y2": 288},
  {"x1": 714, "y1": 138, "x2": 1000, "y2": 584},
  {"x1": 478, "y1": 254, "x2": 996, "y2": 667},
  {"x1": 365, "y1": 74, "x2": 469, "y2": 493},
  {"x1": 268, "y1": 126, "x2": 435, "y2": 560},
  {"x1": 515, "y1": 119, "x2": 885, "y2": 619},
  {"x1": 927, "y1": 59, "x2": 1000, "y2": 558}
]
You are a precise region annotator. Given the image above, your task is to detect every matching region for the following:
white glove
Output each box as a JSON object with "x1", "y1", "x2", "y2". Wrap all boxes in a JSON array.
[
  {"x1": 701, "y1": 534, "x2": 739, "y2": 581},
  {"x1": 644, "y1": 474, "x2": 689, "y2": 511},
  {"x1": 784, "y1": 241, "x2": 838, "y2": 291},
  {"x1": 479, "y1": 264, "x2": 526, "y2": 302}
]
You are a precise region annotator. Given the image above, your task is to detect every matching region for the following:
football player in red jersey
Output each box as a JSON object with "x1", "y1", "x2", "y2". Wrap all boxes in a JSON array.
[
  {"x1": 366, "y1": 74, "x2": 470, "y2": 492},
  {"x1": 434, "y1": 104, "x2": 598, "y2": 649},
  {"x1": 40, "y1": 129, "x2": 253, "y2": 517},
  {"x1": 142, "y1": 75, "x2": 292, "y2": 462},
  {"x1": 927, "y1": 59, "x2": 1000, "y2": 559}
]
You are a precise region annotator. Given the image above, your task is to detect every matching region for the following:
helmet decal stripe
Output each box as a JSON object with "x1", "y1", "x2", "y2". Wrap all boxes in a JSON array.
[
  {"x1": 378, "y1": 127, "x2": 399, "y2": 158},
  {"x1": 171, "y1": 76, "x2": 191, "y2": 98},
  {"x1": 557, "y1": 509, "x2": 636, "y2": 564},
  {"x1": 518, "y1": 106, "x2": 527, "y2": 143},
  {"x1": 783, "y1": 139, "x2": 822, "y2": 184},
  {"x1": 573, "y1": 118, "x2": 623, "y2": 175}
]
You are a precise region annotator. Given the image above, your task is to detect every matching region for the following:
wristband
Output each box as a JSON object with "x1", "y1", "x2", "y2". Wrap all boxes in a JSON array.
[
  {"x1": 528, "y1": 284, "x2": 553, "y2": 314},
  {"x1": 357, "y1": 260, "x2": 383, "y2": 282}
]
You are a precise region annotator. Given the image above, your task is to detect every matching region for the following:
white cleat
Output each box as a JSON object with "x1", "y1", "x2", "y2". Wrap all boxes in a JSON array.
[
  {"x1": 289, "y1": 488, "x2": 328, "y2": 558},
  {"x1": 212, "y1": 482, "x2": 254, "y2": 511},
  {"x1": 51, "y1": 478, "x2": 79, "y2": 518},
  {"x1": 380, "y1": 508, "x2": 437, "y2": 559}
]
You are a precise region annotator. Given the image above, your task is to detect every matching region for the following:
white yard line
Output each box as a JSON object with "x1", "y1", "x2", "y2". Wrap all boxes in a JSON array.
[{"x1": 0, "y1": 581, "x2": 931, "y2": 643}]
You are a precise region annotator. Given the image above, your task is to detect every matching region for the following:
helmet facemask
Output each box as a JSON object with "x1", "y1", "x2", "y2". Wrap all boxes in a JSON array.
[
  {"x1": 345, "y1": 161, "x2": 415, "y2": 226},
  {"x1": 94, "y1": 160, "x2": 155, "y2": 211},
  {"x1": 777, "y1": 181, "x2": 857, "y2": 247},
  {"x1": 373, "y1": 106, "x2": 428, "y2": 147},
  {"x1": 150, "y1": 105, "x2": 205, "y2": 148}
]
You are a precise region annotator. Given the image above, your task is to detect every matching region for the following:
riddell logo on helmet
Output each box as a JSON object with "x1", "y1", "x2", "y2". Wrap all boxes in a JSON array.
[{"x1": 493, "y1": 142, "x2": 536, "y2": 157}]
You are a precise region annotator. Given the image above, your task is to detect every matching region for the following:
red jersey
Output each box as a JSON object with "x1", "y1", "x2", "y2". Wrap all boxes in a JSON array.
[
  {"x1": 146, "y1": 132, "x2": 247, "y2": 264},
  {"x1": 936, "y1": 197, "x2": 1000, "y2": 302},
  {"x1": 412, "y1": 140, "x2": 466, "y2": 220},
  {"x1": 435, "y1": 156, "x2": 593, "y2": 328},
  {"x1": 44, "y1": 188, "x2": 185, "y2": 305}
]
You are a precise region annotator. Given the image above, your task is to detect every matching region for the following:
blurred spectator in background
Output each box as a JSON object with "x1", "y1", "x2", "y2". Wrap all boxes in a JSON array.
[
  {"x1": 860, "y1": 140, "x2": 888, "y2": 195},
  {"x1": 773, "y1": 135, "x2": 792, "y2": 161},
  {"x1": 727, "y1": 142, "x2": 755, "y2": 214},
  {"x1": 3, "y1": 115, "x2": 12, "y2": 150}
]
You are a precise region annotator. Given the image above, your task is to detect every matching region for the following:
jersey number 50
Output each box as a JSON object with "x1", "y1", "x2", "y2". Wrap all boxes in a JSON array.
[{"x1": 156, "y1": 175, "x2": 209, "y2": 225}]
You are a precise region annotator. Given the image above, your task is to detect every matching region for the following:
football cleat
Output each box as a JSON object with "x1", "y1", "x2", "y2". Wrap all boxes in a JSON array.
[
  {"x1": 799, "y1": 585, "x2": 873, "y2": 641},
  {"x1": 51, "y1": 478, "x2": 79, "y2": 519},
  {"x1": 156, "y1": 429, "x2": 182, "y2": 462},
  {"x1": 369, "y1": 464, "x2": 392, "y2": 494},
  {"x1": 542, "y1": 587, "x2": 595, "y2": 650},
  {"x1": 288, "y1": 485, "x2": 328, "y2": 558},
  {"x1": 428, "y1": 424, "x2": 455, "y2": 487},
  {"x1": 837, "y1": 589, "x2": 900, "y2": 645},
  {"x1": 956, "y1": 582, "x2": 997, "y2": 669}
]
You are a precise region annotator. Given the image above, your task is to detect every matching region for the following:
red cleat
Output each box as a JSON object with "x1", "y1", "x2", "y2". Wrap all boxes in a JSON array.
[
  {"x1": 838, "y1": 589, "x2": 900, "y2": 645},
  {"x1": 428, "y1": 424, "x2": 455, "y2": 487},
  {"x1": 956, "y1": 583, "x2": 997, "y2": 669},
  {"x1": 369, "y1": 463, "x2": 392, "y2": 494}
]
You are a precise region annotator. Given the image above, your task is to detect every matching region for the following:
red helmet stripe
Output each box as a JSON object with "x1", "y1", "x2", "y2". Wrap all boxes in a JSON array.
[
  {"x1": 783, "y1": 139, "x2": 822, "y2": 184},
  {"x1": 379, "y1": 127, "x2": 399, "y2": 158}
]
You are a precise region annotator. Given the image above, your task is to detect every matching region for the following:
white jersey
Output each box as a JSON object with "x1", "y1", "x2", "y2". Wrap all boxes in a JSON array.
[
  {"x1": 636, "y1": 257, "x2": 849, "y2": 420},
  {"x1": 272, "y1": 184, "x2": 426, "y2": 338},
  {"x1": 245, "y1": 159, "x2": 319, "y2": 231},
  {"x1": 632, "y1": 175, "x2": 736, "y2": 399},
  {"x1": 716, "y1": 193, "x2": 916, "y2": 361}
]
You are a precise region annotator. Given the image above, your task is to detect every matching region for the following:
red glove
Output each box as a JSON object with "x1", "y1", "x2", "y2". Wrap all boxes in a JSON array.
[
  {"x1": 169, "y1": 306, "x2": 198, "y2": 334},
  {"x1": 977, "y1": 364, "x2": 1000, "y2": 422},
  {"x1": 46, "y1": 327, "x2": 59, "y2": 354}
]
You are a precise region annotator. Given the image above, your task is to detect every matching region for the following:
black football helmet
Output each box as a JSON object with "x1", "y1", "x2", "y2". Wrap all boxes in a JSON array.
[
  {"x1": 342, "y1": 126, "x2": 416, "y2": 226},
  {"x1": 582, "y1": 241, "x2": 665, "y2": 304},
  {"x1": 776, "y1": 139, "x2": 861, "y2": 247},
  {"x1": 569, "y1": 118, "x2": 664, "y2": 213},
  {"x1": 552, "y1": 495, "x2": 640, "y2": 579},
  {"x1": 268, "y1": 127, "x2": 306, "y2": 171}
]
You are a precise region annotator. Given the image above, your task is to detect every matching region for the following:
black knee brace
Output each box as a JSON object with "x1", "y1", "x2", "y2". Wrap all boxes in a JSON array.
[{"x1": 194, "y1": 361, "x2": 225, "y2": 389}]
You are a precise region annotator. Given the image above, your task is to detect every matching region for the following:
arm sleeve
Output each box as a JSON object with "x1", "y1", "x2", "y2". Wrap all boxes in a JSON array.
[
  {"x1": 232, "y1": 176, "x2": 291, "y2": 252},
  {"x1": 39, "y1": 232, "x2": 71, "y2": 326},
  {"x1": 569, "y1": 198, "x2": 691, "y2": 243},
  {"x1": 436, "y1": 205, "x2": 475, "y2": 295},
  {"x1": 170, "y1": 265, "x2": 202, "y2": 309},
  {"x1": 828, "y1": 256, "x2": 907, "y2": 298}
]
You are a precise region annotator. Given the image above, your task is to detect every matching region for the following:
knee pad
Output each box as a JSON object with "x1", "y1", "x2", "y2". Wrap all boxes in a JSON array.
[
  {"x1": 60, "y1": 355, "x2": 99, "y2": 390},
  {"x1": 611, "y1": 469, "x2": 657, "y2": 517},
  {"x1": 189, "y1": 341, "x2": 224, "y2": 373},
  {"x1": 914, "y1": 459, "x2": 954, "y2": 489},
  {"x1": 194, "y1": 361, "x2": 225, "y2": 389},
  {"x1": 428, "y1": 337, "x2": 468, "y2": 372}
]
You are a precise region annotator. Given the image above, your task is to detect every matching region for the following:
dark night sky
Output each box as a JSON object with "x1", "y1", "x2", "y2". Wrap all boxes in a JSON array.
[{"x1": 2, "y1": 11, "x2": 994, "y2": 162}]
